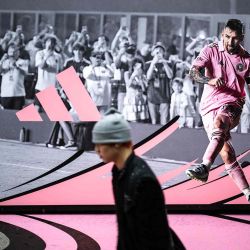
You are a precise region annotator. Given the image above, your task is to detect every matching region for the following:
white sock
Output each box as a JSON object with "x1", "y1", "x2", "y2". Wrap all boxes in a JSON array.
[{"x1": 242, "y1": 187, "x2": 250, "y2": 195}]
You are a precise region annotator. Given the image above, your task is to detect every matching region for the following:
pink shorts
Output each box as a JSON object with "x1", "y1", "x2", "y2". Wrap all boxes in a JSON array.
[{"x1": 202, "y1": 103, "x2": 242, "y2": 141}]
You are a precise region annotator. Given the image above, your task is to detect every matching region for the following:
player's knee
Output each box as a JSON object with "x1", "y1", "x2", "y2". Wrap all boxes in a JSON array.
[
  {"x1": 211, "y1": 128, "x2": 225, "y2": 141},
  {"x1": 213, "y1": 119, "x2": 224, "y2": 129},
  {"x1": 214, "y1": 115, "x2": 230, "y2": 130}
]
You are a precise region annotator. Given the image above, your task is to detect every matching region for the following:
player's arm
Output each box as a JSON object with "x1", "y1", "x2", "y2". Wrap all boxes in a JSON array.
[
  {"x1": 189, "y1": 65, "x2": 224, "y2": 88},
  {"x1": 189, "y1": 65, "x2": 210, "y2": 84}
]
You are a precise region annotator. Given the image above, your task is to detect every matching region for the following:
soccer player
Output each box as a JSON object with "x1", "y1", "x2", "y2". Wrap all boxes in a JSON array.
[{"x1": 185, "y1": 19, "x2": 250, "y2": 202}]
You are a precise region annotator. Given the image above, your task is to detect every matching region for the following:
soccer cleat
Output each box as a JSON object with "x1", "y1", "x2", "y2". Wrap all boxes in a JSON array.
[{"x1": 185, "y1": 164, "x2": 209, "y2": 182}]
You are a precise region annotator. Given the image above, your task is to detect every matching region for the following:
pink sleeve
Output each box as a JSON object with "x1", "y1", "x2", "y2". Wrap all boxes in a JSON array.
[{"x1": 192, "y1": 46, "x2": 210, "y2": 68}]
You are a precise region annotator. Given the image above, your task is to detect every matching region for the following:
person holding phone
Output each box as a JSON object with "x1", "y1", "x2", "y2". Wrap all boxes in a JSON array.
[
  {"x1": 0, "y1": 43, "x2": 29, "y2": 110},
  {"x1": 146, "y1": 42, "x2": 173, "y2": 125}
]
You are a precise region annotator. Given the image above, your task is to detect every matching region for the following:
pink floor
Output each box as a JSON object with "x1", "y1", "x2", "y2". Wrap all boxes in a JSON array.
[{"x1": 1, "y1": 214, "x2": 250, "y2": 250}]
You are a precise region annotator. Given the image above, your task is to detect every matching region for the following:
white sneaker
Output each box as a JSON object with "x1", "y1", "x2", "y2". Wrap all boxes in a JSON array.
[{"x1": 60, "y1": 141, "x2": 77, "y2": 150}]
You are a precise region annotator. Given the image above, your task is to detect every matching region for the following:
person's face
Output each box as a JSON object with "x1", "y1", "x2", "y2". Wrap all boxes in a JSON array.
[
  {"x1": 119, "y1": 39, "x2": 129, "y2": 49},
  {"x1": 73, "y1": 49, "x2": 83, "y2": 59},
  {"x1": 222, "y1": 27, "x2": 243, "y2": 54},
  {"x1": 7, "y1": 46, "x2": 16, "y2": 57},
  {"x1": 14, "y1": 36, "x2": 22, "y2": 46},
  {"x1": 95, "y1": 144, "x2": 119, "y2": 163},
  {"x1": 152, "y1": 47, "x2": 164, "y2": 58},
  {"x1": 133, "y1": 62, "x2": 143, "y2": 74},
  {"x1": 45, "y1": 39, "x2": 55, "y2": 50},
  {"x1": 16, "y1": 25, "x2": 23, "y2": 34},
  {"x1": 172, "y1": 82, "x2": 182, "y2": 93},
  {"x1": 5, "y1": 31, "x2": 13, "y2": 41},
  {"x1": 91, "y1": 54, "x2": 103, "y2": 66},
  {"x1": 98, "y1": 36, "x2": 106, "y2": 45}
]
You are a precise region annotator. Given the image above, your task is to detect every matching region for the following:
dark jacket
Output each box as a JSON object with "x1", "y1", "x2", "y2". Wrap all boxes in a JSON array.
[{"x1": 112, "y1": 152, "x2": 185, "y2": 250}]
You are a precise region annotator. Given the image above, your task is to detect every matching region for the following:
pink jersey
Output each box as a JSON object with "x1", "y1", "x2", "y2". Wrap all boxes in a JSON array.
[{"x1": 192, "y1": 41, "x2": 250, "y2": 115}]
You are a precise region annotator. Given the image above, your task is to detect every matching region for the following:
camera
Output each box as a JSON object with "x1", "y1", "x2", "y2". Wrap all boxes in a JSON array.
[{"x1": 125, "y1": 44, "x2": 136, "y2": 54}]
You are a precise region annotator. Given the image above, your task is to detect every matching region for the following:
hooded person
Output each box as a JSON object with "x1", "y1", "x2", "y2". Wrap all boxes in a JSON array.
[{"x1": 92, "y1": 108, "x2": 185, "y2": 250}]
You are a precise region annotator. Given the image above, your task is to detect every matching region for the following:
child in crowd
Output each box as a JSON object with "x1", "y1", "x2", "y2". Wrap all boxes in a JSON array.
[{"x1": 170, "y1": 77, "x2": 192, "y2": 128}]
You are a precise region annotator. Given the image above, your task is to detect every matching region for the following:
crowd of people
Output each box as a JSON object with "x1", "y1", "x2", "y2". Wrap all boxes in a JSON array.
[
  {"x1": 1, "y1": 18, "x2": 249, "y2": 250},
  {"x1": 0, "y1": 23, "x2": 249, "y2": 135}
]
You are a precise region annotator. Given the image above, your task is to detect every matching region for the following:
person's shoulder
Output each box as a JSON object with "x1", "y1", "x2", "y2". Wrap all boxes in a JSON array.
[
  {"x1": 64, "y1": 57, "x2": 74, "y2": 64},
  {"x1": 82, "y1": 64, "x2": 92, "y2": 73},
  {"x1": 241, "y1": 48, "x2": 250, "y2": 59},
  {"x1": 132, "y1": 155, "x2": 156, "y2": 180},
  {"x1": 64, "y1": 57, "x2": 74, "y2": 67},
  {"x1": 36, "y1": 49, "x2": 43, "y2": 55},
  {"x1": 200, "y1": 42, "x2": 219, "y2": 54},
  {"x1": 82, "y1": 58, "x2": 90, "y2": 65},
  {"x1": 207, "y1": 42, "x2": 219, "y2": 49},
  {"x1": 196, "y1": 42, "x2": 219, "y2": 59}
]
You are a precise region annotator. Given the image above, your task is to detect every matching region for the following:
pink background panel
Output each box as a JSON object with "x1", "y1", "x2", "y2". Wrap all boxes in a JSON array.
[
  {"x1": 36, "y1": 86, "x2": 73, "y2": 121},
  {"x1": 16, "y1": 104, "x2": 43, "y2": 121},
  {"x1": 2, "y1": 214, "x2": 249, "y2": 250},
  {"x1": 56, "y1": 67, "x2": 101, "y2": 122}
]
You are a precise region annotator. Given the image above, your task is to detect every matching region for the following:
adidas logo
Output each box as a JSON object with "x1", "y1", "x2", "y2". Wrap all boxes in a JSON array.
[{"x1": 16, "y1": 67, "x2": 101, "y2": 122}]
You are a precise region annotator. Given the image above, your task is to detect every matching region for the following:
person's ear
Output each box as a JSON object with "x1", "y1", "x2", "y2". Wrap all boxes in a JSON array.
[
  {"x1": 221, "y1": 31, "x2": 224, "y2": 40},
  {"x1": 240, "y1": 34, "x2": 244, "y2": 42}
]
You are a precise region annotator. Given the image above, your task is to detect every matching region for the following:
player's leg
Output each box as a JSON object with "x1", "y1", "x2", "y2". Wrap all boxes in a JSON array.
[
  {"x1": 202, "y1": 114, "x2": 230, "y2": 166},
  {"x1": 220, "y1": 139, "x2": 250, "y2": 201},
  {"x1": 186, "y1": 111, "x2": 229, "y2": 182}
]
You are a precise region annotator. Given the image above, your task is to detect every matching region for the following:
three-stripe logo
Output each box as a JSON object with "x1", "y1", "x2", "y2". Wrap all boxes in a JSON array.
[{"x1": 16, "y1": 67, "x2": 101, "y2": 122}]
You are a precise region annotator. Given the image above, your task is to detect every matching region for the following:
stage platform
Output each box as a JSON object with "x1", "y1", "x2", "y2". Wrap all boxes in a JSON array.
[
  {"x1": 0, "y1": 110, "x2": 250, "y2": 249},
  {"x1": 1, "y1": 214, "x2": 250, "y2": 250},
  {"x1": 0, "y1": 115, "x2": 249, "y2": 213}
]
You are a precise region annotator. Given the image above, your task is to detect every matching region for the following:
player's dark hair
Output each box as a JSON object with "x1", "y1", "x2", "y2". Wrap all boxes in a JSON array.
[
  {"x1": 225, "y1": 19, "x2": 244, "y2": 36},
  {"x1": 172, "y1": 77, "x2": 183, "y2": 87}
]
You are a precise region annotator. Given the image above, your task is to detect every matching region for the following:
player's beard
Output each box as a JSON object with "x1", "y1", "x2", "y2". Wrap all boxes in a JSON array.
[{"x1": 226, "y1": 42, "x2": 240, "y2": 54}]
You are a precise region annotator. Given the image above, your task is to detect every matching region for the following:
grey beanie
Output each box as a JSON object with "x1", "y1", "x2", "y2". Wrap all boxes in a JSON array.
[{"x1": 92, "y1": 108, "x2": 132, "y2": 144}]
